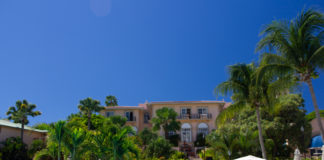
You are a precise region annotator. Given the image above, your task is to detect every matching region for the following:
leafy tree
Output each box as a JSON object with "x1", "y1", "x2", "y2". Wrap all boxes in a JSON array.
[
  {"x1": 49, "y1": 120, "x2": 66, "y2": 160},
  {"x1": 105, "y1": 95, "x2": 118, "y2": 106},
  {"x1": 151, "y1": 107, "x2": 180, "y2": 139},
  {"x1": 33, "y1": 123, "x2": 51, "y2": 130},
  {"x1": 33, "y1": 141, "x2": 59, "y2": 160},
  {"x1": 215, "y1": 63, "x2": 290, "y2": 159},
  {"x1": 256, "y1": 8, "x2": 324, "y2": 140},
  {"x1": 0, "y1": 137, "x2": 28, "y2": 160},
  {"x1": 143, "y1": 137, "x2": 174, "y2": 159},
  {"x1": 138, "y1": 128, "x2": 158, "y2": 147},
  {"x1": 6, "y1": 100, "x2": 41, "y2": 143},
  {"x1": 305, "y1": 110, "x2": 324, "y2": 121},
  {"x1": 209, "y1": 94, "x2": 311, "y2": 159},
  {"x1": 27, "y1": 139, "x2": 46, "y2": 159},
  {"x1": 109, "y1": 115, "x2": 127, "y2": 127},
  {"x1": 92, "y1": 120, "x2": 139, "y2": 160},
  {"x1": 78, "y1": 97, "x2": 104, "y2": 130}
]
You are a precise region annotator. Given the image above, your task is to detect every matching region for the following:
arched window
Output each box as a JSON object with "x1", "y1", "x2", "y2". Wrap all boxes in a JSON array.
[
  {"x1": 198, "y1": 123, "x2": 208, "y2": 136},
  {"x1": 181, "y1": 123, "x2": 192, "y2": 142}
]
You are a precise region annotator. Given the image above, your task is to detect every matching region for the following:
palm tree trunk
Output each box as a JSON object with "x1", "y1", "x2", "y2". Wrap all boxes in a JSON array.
[
  {"x1": 87, "y1": 112, "x2": 91, "y2": 130},
  {"x1": 58, "y1": 143, "x2": 61, "y2": 160},
  {"x1": 255, "y1": 106, "x2": 267, "y2": 159},
  {"x1": 21, "y1": 119, "x2": 24, "y2": 143},
  {"x1": 306, "y1": 78, "x2": 324, "y2": 140}
]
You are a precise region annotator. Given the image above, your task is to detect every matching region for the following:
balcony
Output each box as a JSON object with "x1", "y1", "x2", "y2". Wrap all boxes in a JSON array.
[
  {"x1": 126, "y1": 116, "x2": 136, "y2": 122},
  {"x1": 177, "y1": 113, "x2": 212, "y2": 120}
]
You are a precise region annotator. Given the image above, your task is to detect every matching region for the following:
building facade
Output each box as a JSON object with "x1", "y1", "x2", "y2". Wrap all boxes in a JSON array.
[
  {"x1": 100, "y1": 100, "x2": 230, "y2": 147},
  {"x1": 0, "y1": 119, "x2": 47, "y2": 147}
]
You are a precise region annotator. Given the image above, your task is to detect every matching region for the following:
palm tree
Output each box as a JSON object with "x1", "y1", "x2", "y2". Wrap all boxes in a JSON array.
[
  {"x1": 105, "y1": 95, "x2": 118, "y2": 106},
  {"x1": 92, "y1": 124, "x2": 139, "y2": 160},
  {"x1": 78, "y1": 97, "x2": 103, "y2": 130},
  {"x1": 207, "y1": 131, "x2": 239, "y2": 160},
  {"x1": 151, "y1": 107, "x2": 180, "y2": 139},
  {"x1": 215, "y1": 63, "x2": 292, "y2": 159},
  {"x1": 63, "y1": 128, "x2": 86, "y2": 160},
  {"x1": 256, "y1": 8, "x2": 324, "y2": 140},
  {"x1": 50, "y1": 120, "x2": 66, "y2": 160},
  {"x1": 6, "y1": 100, "x2": 41, "y2": 143}
]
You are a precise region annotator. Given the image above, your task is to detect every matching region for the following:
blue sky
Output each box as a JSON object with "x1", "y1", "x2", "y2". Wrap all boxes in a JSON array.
[{"x1": 0, "y1": 0, "x2": 323, "y2": 125}]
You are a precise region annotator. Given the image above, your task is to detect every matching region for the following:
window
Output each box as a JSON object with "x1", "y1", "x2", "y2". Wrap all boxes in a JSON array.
[
  {"x1": 197, "y1": 107, "x2": 208, "y2": 114},
  {"x1": 181, "y1": 123, "x2": 192, "y2": 142},
  {"x1": 144, "y1": 112, "x2": 150, "y2": 123},
  {"x1": 198, "y1": 123, "x2": 209, "y2": 136},
  {"x1": 181, "y1": 107, "x2": 191, "y2": 115},
  {"x1": 106, "y1": 111, "x2": 114, "y2": 117},
  {"x1": 125, "y1": 111, "x2": 134, "y2": 121},
  {"x1": 168, "y1": 131, "x2": 176, "y2": 136}
]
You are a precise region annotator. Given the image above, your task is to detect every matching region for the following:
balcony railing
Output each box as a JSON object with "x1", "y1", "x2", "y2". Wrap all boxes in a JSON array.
[
  {"x1": 126, "y1": 116, "x2": 136, "y2": 122},
  {"x1": 177, "y1": 113, "x2": 212, "y2": 120}
]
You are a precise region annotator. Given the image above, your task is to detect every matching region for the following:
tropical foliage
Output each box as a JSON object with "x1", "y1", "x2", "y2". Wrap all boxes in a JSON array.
[
  {"x1": 78, "y1": 97, "x2": 104, "y2": 130},
  {"x1": 6, "y1": 100, "x2": 41, "y2": 142},
  {"x1": 256, "y1": 8, "x2": 324, "y2": 140},
  {"x1": 151, "y1": 107, "x2": 180, "y2": 139},
  {"x1": 208, "y1": 94, "x2": 311, "y2": 159}
]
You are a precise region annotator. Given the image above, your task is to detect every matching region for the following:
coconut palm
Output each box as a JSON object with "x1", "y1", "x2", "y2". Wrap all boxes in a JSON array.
[
  {"x1": 215, "y1": 63, "x2": 292, "y2": 159},
  {"x1": 151, "y1": 107, "x2": 180, "y2": 139},
  {"x1": 50, "y1": 120, "x2": 66, "y2": 160},
  {"x1": 78, "y1": 97, "x2": 103, "y2": 130},
  {"x1": 92, "y1": 124, "x2": 139, "y2": 160},
  {"x1": 105, "y1": 95, "x2": 118, "y2": 106},
  {"x1": 63, "y1": 128, "x2": 87, "y2": 160},
  {"x1": 6, "y1": 100, "x2": 41, "y2": 143},
  {"x1": 256, "y1": 8, "x2": 324, "y2": 140}
]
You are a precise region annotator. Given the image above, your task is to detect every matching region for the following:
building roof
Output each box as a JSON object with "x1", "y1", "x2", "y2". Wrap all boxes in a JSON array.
[
  {"x1": 103, "y1": 100, "x2": 231, "y2": 110},
  {"x1": 0, "y1": 119, "x2": 48, "y2": 133},
  {"x1": 104, "y1": 106, "x2": 145, "y2": 110},
  {"x1": 148, "y1": 100, "x2": 227, "y2": 105}
]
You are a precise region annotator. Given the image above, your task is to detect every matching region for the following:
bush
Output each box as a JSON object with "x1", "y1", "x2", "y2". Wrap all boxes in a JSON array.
[
  {"x1": 194, "y1": 133, "x2": 206, "y2": 147},
  {"x1": 168, "y1": 134, "x2": 179, "y2": 146},
  {"x1": 144, "y1": 137, "x2": 173, "y2": 159},
  {"x1": 0, "y1": 137, "x2": 29, "y2": 160},
  {"x1": 28, "y1": 139, "x2": 46, "y2": 159}
]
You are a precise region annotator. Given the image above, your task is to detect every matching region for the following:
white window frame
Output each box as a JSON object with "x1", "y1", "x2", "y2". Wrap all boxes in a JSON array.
[
  {"x1": 106, "y1": 111, "x2": 114, "y2": 117},
  {"x1": 197, "y1": 107, "x2": 208, "y2": 114}
]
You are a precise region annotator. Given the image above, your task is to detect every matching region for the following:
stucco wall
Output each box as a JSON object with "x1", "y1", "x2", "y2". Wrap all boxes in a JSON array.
[
  {"x1": 150, "y1": 103, "x2": 224, "y2": 142},
  {"x1": 311, "y1": 118, "x2": 324, "y2": 137},
  {"x1": 0, "y1": 126, "x2": 46, "y2": 147}
]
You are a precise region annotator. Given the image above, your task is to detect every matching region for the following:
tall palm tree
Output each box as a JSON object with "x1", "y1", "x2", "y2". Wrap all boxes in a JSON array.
[
  {"x1": 215, "y1": 63, "x2": 292, "y2": 159},
  {"x1": 256, "y1": 8, "x2": 324, "y2": 140},
  {"x1": 50, "y1": 120, "x2": 66, "y2": 160},
  {"x1": 6, "y1": 100, "x2": 41, "y2": 143},
  {"x1": 78, "y1": 97, "x2": 103, "y2": 130},
  {"x1": 105, "y1": 95, "x2": 118, "y2": 106}
]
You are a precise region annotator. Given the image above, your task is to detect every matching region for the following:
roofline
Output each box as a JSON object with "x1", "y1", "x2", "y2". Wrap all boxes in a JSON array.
[
  {"x1": 0, "y1": 120, "x2": 48, "y2": 133},
  {"x1": 103, "y1": 106, "x2": 145, "y2": 110},
  {"x1": 147, "y1": 100, "x2": 227, "y2": 105}
]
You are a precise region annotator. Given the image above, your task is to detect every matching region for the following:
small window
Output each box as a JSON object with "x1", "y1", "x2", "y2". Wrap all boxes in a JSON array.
[
  {"x1": 106, "y1": 111, "x2": 114, "y2": 117},
  {"x1": 144, "y1": 112, "x2": 150, "y2": 123},
  {"x1": 181, "y1": 107, "x2": 191, "y2": 115},
  {"x1": 197, "y1": 107, "x2": 208, "y2": 114},
  {"x1": 125, "y1": 111, "x2": 134, "y2": 121}
]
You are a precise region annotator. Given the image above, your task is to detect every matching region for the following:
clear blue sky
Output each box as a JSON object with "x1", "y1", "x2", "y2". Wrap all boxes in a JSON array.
[{"x1": 0, "y1": 0, "x2": 323, "y2": 125}]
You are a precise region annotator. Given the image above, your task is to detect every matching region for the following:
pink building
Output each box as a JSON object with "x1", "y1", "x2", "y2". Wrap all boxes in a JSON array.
[
  {"x1": 0, "y1": 119, "x2": 47, "y2": 147},
  {"x1": 100, "y1": 100, "x2": 230, "y2": 155}
]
